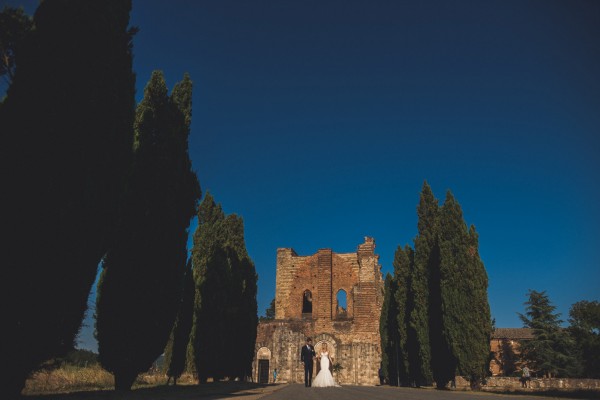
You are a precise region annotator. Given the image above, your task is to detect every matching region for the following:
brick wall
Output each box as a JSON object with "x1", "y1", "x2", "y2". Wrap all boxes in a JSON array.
[{"x1": 255, "y1": 237, "x2": 384, "y2": 385}]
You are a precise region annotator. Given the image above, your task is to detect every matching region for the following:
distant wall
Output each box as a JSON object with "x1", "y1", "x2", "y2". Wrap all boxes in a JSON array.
[{"x1": 453, "y1": 376, "x2": 600, "y2": 390}]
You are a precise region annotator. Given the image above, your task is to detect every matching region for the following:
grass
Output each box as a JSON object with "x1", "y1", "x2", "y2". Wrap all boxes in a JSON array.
[
  {"x1": 22, "y1": 365, "x2": 198, "y2": 395},
  {"x1": 22, "y1": 366, "x2": 278, "y2": 400}
]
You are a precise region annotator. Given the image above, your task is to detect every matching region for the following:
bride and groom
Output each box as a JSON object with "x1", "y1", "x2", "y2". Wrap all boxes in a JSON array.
[{"x1": 300, "y1": 337, "x2": 340, "y2": 388}]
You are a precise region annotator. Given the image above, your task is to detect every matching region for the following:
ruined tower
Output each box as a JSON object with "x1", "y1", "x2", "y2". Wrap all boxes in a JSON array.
[{"x1": 253, "y1": 237, "x2": 384, "y2": 385}]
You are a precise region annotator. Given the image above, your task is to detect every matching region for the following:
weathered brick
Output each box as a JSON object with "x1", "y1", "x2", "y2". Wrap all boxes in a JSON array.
[{"x1": 253, "y1": 237, "x2": 384, "y2": 385}]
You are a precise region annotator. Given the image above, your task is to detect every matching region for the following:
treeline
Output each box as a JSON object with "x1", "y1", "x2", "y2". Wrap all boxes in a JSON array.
[
  {"x1": 380, "y1": 182, "x2": 492, "y2": 389},
  {"x1": 0, "y1": 1, "x2": 257, "y2": 396},
  {"x1": 510, "y1": 290, "x2": 600, "y2": 379}
]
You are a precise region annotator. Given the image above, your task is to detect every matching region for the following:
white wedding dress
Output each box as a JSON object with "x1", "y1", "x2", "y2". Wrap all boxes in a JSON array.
[{"x1": 311, "y1": 351, "x2": 340, "y2": 387}]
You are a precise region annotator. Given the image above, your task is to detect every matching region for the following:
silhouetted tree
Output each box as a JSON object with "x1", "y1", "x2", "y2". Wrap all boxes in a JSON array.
[
  {"x1": 394, "y1": 244, "x2": 413, "y2": 385},
  {"x1": 0, "y1": 1, "x2": 135, "y2": 396},
  {"x1": 519, "y1": 290, "x2": 581, "y2": 378},
  {"x1": 95, "y1": 71, "x2": 200, "y2": 390},
  {"x1": 0, "y1": 6, "x2": 32, "y2": 86},
  {"x1": 569, "y1": 300, "x2": 600, "y2": 378},
  {"x1": 380, "y1": 273, "x2": 399, "y2": 385},
  {"x1": 188, "y1": 193, "x2": 226, "y2": 381},
  {"x1": 164, "y1": 260, "x2": 196, "y2": 385},
  {"x1": 234, "y1": 254, "x2": 258, "y2": 380},
  {"x1": 188, "y1": 193, "x2": 257, "y2": 382},
  {"x1": 187, "y1": 193, "x2": 225, "y2": 377}
]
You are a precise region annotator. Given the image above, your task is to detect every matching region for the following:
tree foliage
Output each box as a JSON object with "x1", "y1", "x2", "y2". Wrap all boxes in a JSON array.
[
  {"x1": 380, "y1": 273, "x2": 399, "y2": 385},
  {"x1": 261, "y1": 298, "x2": 276, "y2": 321},
  {"x1": 408, "y1": 181, "x2": 437, "y2": 386},
  {"x1": 188, "y1": 193, "x2": 258, "y2": 382},
  {"x1": 0, "y1": 6, "x2": 32, "y2": 86},
  {"x1": 0, "y1": 1, "x2": 135, "y2": 396},
  {"x1": 95, "y1": 71, "x2": 200, "y2": 390},
  {"x1": 383, "y1": 183, "x2": 492, "y2": 389},
  {"x1": 380, "y1": 244, "x2": 412, "y2": 386},
  {"x1": 519, "y1": 290, "x2": 581, "y2": 378},
  {"x1": 394, "y1": 244, "x2": 414, "y2": 385},
  {"x1": 436, "y1": 192, "x2": 492, "y2": 387},
  {"x1": 164, "y1": 260, "x2": 196, "y2": 383},
  {"x1": 568, "y1": 300, "x2": 600, "y2": 378}
]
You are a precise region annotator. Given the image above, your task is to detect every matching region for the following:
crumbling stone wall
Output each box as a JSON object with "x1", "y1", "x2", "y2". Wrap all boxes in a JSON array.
[{"x1": 254, "y1": 237, "x2": 384, "y2": 385}]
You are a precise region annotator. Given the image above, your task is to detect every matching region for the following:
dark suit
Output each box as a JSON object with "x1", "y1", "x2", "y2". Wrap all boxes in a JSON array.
[{"x1": 300, "y1": 344, "x2": 315, "y2": 386}]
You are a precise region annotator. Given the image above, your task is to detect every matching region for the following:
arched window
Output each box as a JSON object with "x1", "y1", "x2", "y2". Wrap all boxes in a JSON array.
[
  {"x1": 302, "y1": 290, "x2": 312, "y2": 316},
  {"x1": 336, "y1": 289, "x2": 347, "y2": 318}
]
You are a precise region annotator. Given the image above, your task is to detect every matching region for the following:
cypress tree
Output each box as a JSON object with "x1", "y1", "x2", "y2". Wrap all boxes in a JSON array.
[
  {"x1": 188, "y1": 194, "x2": 257, "y2": 382},
  {"x1": 436, "y1": 191, "x2": 491, "y2": 387},
  {"x1": 188, "y1": 193, "x2": 226, "y2": 381},
  {"x1": 380, "y1": 273, "x2": 399, "y2": 385},
  {"x1": 187, "y1": 193, "x2": 226, "y2": 377},
  {"x1": 394, "y1": 244, "x2": 413, "y2": 385},
  {"x1": 408, "y1": 181, "x2": 437, "y2": 386},
  {"x1": 95, "y1": 71, "x2": 200, "y2": 390},
  {"x1": 234, "y1": 254, "x2": 258, "y2": 380},
  {"x1": 463, "y1": 224, "x2": 493, "y2": 384},
  {"x1": 0, "y1": 1, "x2": 135, "y2": 396},
  {"x1": 164, "y1": 260, "x2": 196, "y2": 384}
]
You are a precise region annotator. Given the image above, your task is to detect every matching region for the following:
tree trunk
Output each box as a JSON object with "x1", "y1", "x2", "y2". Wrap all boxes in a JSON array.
[{"x1": 114, "y1": 371, "x2": 137, "y2": 391}]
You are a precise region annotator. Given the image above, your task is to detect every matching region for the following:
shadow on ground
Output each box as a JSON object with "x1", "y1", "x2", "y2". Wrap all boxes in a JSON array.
[
  {"x1": 24, "y1": 382, "x2": 276, "y2": 400},
  {"x1": 482, "y1": 388, "x2": 600, "y2": 399}
]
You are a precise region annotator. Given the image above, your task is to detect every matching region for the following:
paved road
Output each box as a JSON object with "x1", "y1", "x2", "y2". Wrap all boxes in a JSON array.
[{"x1": 261, "y1": 384, "x2": 586, "y2": 400}]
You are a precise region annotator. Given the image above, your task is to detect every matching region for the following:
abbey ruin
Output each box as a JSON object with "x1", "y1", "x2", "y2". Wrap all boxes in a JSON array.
[{"x1": 253, "y1": 237, "x2": 384, "y2": 385}]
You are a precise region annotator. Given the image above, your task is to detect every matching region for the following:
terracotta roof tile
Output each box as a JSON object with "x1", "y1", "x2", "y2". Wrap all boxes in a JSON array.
[{"x1": 491, "y1": 328, "x2": 534, "y2": 339}]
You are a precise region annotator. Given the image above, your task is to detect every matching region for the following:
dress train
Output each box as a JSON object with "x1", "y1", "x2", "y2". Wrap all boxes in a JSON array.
[{"x1": 311, "y1": 352, "x2": 340, "y2": 388}]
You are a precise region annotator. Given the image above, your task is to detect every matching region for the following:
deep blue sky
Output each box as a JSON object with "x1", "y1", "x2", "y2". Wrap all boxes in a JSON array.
[{"x1": 5, "y1": 0, "x2": 599, "y2": 352}]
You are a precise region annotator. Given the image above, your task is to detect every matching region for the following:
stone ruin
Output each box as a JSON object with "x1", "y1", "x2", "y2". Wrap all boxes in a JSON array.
[{"x1": 253, "y1": 237, "x2": 384, "y2": 385}]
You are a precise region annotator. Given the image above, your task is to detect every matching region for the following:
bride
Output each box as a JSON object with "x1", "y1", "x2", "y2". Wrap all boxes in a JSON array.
[{"x1": 311, "y1": 343, "x2": 340, "y2": 387}]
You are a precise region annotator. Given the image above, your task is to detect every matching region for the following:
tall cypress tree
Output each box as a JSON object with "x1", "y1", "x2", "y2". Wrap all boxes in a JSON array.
[
  {"x1": 187, "y1": 193, "x2": 225, "y2": 377},
  {"x1": 436, "y1": 191, "x2": 491, "y2": 387},
  {"x1": 394, "y1": 244, "x2": 413, "y2": 385},
  {"x1": 463, "y1": 224, "x2": 493, "y2": 384},
  {"x1": 188, "y1": 194, "x2": 257, "y2": 382},
  {"x1": 164, "y1": 260, "x2": 196, "y2": 384},
  {"x1": 233, "y1": 254, "x2": 258, "y2": 380},
  {"x1": 0, "y1": 1, "x2": 135, "y2": 396},
  {"x1": 380, "y1": 273, "x2": 399, "y2": 385},
  {"x1": 188, "y1": 193, "x2": 226, "y2": 381},
  {"x1": 95, "y1": 71, "x2": 200, "y2": 390},
  {"x1": 408, "y1": 181, "x2": 437, "y2": 386}
]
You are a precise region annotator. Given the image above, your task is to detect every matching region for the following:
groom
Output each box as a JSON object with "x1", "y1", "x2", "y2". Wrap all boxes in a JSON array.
[{"x1": 300, "y1": 337, "x2": 316, "y2": 387}]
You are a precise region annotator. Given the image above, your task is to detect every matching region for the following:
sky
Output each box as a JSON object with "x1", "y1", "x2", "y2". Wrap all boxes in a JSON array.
[{"x1": 4, "y1": 0, "x2": 599, "y2": 353}]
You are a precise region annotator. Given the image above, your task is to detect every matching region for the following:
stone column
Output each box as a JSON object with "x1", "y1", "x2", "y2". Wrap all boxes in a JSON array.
[{"x1": 316, "y1": 249, "x2": 332, "y2": 321}]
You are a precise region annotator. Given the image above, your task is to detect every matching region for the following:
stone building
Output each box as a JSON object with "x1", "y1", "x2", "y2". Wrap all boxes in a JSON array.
[
  {"x1": 253, "y1": 237, "x2": 384, "y2": 385},
  {"x1": 489, "y1": 328, "x2": 534, "y2": 376}
]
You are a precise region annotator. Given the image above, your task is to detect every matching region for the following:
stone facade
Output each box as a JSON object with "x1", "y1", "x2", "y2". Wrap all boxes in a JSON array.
[{"x1": 253, "y1": 237, "x2": 384, "y2": 385}]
